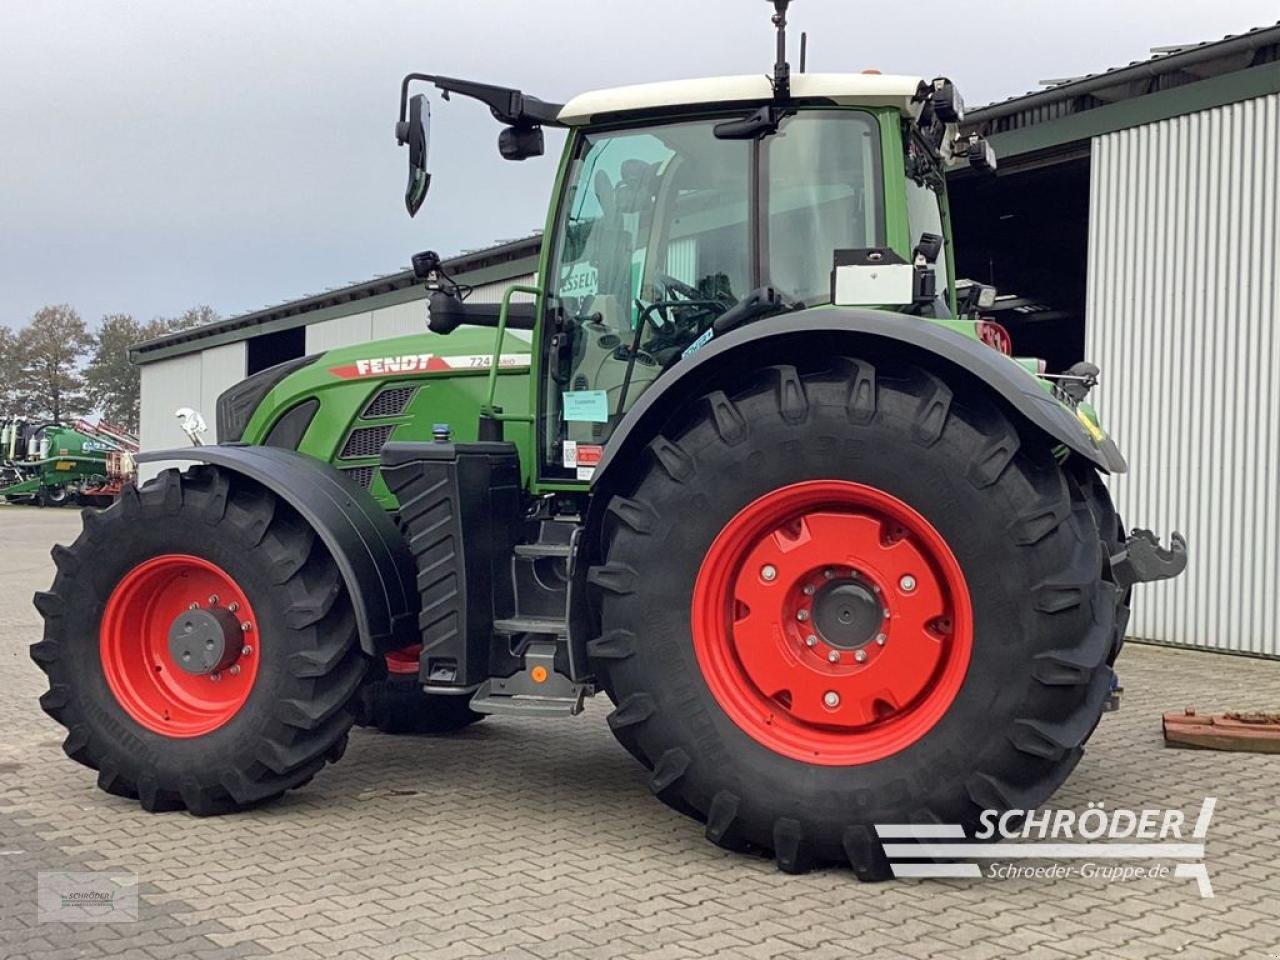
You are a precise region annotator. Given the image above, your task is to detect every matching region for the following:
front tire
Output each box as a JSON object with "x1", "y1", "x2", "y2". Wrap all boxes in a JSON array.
[
  {"x1": 32, "y1": 467, "x2": 366, "y2": 815},
  {"x1": 588, "y1": 358, "x2": 1114, "y2": 875}
]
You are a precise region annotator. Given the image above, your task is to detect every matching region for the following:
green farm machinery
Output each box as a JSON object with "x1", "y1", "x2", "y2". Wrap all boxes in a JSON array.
[
  {"x1": 33, "y1": 2, "x2": 1186, "y2": 876},
  {"x1": 2, "y1": 418, "x2": 136, "y2": 507}
]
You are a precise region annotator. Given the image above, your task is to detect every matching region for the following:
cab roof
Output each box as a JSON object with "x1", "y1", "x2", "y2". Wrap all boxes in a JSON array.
[{"x1": 557, "y1": 73, "x2": 925, "y2": 126}]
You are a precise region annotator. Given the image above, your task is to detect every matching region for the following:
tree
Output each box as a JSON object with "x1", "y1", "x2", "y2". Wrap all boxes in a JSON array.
[
  {"x1": 160, "y1": 304, "x2": 218, "y2": 332},
  {"x1": 83, "y1": 305, "x2": 220, "y2": 433},
  {"x1": 85, "y1": 313, "x2": 146, "y2": 430},
  {"x1": 17, "y1": 305, "x2": 91, "y2": 422},
  {"x1": 0, "y1": 325, "x2": 31, "y2": 416}
]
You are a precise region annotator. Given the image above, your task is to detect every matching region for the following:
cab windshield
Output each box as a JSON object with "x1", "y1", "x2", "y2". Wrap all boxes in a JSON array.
[{"x1": 541, "y1": 109, "x2": 883, "y2": 473}]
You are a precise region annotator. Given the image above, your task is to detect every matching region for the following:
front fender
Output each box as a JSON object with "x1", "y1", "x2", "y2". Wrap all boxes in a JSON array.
[
  {"x1": 591, "y1": 307, "x2": 1127, "y2": 488},
  {"x1": 136, "y1": 445, "x2": 418, "y2": 657}
]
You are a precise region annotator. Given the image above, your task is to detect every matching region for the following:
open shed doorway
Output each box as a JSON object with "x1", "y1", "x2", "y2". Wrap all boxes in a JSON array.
[{"x1": 948, "y1": 155, "x2": 1091, "y2": 373}]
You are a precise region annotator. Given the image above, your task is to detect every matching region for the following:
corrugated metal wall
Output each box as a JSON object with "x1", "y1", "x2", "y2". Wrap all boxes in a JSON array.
[
  {"x1": 138, "y1": 342, "x2": 246, "y2": 481},
  {"x1": 1086, "y1": 92, "x2": 1280, "y2": 655}
]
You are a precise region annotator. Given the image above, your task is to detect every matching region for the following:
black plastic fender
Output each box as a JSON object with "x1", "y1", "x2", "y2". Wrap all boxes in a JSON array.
[
  {"x1": 591, "y1": 306, "x2": 1128, "y2": 486},
  {"x1": 136, "y1": 445, "x2": 419, "y2": 657}
]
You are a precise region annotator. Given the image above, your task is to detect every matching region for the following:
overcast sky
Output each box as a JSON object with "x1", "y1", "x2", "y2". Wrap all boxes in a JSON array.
[{"x1": 1, "y1": 0, "x2": 1275, "y2": 330}]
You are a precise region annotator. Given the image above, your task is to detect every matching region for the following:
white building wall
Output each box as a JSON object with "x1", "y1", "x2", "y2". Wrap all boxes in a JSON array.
[
  {"x1": 1086, "y1": 92, "x2": 1280, "y2": 655},
  {"x1": 137, "y1": 341, "x2": 246, "y2": 481},
  {"x1": 305, "y1": 311, "x2": 373, "y2": 353}
]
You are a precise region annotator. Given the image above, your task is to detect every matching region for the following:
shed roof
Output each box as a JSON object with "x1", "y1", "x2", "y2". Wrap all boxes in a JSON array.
[
  {"x1": 131, "y1": 234, "x2": 541, "y2": 364},
  {"x1": 962, "y1": 22, "x2": 1280, "y2": 162}
]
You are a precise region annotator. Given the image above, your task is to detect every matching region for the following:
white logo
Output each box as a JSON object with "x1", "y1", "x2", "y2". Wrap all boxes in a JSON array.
[{"x1": 877, "y1": 798, "x2": 1217, "y2": 897}]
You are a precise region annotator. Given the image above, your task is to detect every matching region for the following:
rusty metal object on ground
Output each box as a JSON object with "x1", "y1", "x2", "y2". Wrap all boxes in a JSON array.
[{"x1": 1162, "y1": 706, "x2": 1280, "y2": 753}]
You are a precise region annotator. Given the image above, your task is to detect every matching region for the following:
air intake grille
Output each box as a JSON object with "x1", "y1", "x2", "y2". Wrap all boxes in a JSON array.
[
  {"x1": 362, "y1": 386, "x2": 417, "y2": 419},
  {"x1": 341, "y1": 465, "x2": 376, "y2": 488},
  {"x1": 340, "y1": 425, "x2": 394, "y2": 459}
]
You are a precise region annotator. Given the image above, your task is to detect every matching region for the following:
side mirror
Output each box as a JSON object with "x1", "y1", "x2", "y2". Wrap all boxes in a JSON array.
[
  {"x1": 498, "y1": 124, "x2": 544, "y2": 161},
  {"x1": 395, "y1": 93, "x2": 432, "y2": 216}
]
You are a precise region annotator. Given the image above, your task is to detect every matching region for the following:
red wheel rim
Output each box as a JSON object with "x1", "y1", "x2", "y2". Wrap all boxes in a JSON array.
[
  {"x1": 691, "y1": 480, "x2": 972, "y2": 765},
  {"x1": 100, "y1": 554, "x2": 260, "y2": 737}
]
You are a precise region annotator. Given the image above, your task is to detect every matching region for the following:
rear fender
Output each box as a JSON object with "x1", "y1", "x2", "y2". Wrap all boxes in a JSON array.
[
  {"x1": 592, "y1": 307, "x2": 1126, "y2": 494},
  {"x1": 136, "y1": 446, "x2": 419, "y2": 657}
]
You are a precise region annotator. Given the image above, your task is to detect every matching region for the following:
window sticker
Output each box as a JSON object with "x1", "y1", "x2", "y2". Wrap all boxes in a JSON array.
[
  {"x1": 563, "y1": 390, "x2": 610, "y2": 423},
  {"x1": 576, "y1": 466, "x2": 596, "y2": 481},
  {"x1": 562, "y1": 440, "x2": 578, "y2": 469}
]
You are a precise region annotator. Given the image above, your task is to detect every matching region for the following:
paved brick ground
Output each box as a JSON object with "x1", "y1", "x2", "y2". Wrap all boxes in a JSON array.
[{"x1": 2, "y1": 505, "x2": 1279, "y2": 959}]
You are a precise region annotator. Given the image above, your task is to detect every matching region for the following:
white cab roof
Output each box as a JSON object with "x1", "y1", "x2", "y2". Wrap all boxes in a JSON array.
[{"x1": 558, "y1": 73, "x2": 924, "y2": 125}]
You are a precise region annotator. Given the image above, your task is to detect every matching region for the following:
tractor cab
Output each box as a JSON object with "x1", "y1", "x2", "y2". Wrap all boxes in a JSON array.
[
  {"x1": 396, "y1": 65, "x2": 995, "y2": 482},
  {"x1": 538, "y1": 74, "x2": 974, "y2": 478}
]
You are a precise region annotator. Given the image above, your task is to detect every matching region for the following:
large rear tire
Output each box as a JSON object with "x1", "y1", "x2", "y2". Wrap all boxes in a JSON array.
[
  {"x1": 31, "y1": 466, "x2": 366, "y2": 815},
  {"x1": 1077, "y1": 469, "x2": 1131, "y2": 665},
  {"x1": 588, "y1": 358, "x2": 1114, "y2": 876}
]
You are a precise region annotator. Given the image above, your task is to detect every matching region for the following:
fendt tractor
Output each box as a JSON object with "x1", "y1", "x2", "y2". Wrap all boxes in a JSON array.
[{"x1": 34, "y1": 2, "x2": 1187, "y2": 876}]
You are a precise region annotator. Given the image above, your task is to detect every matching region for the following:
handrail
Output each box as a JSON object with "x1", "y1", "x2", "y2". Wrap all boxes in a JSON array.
[{"x1": 483, "y1": 283, "x2": 542, "y2": 422}]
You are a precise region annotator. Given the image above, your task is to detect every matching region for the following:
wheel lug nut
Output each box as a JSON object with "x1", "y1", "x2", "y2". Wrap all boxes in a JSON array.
[
  {"x1": 210, "y1": 672, "x2": 221, "y2": 682},
  {"x1": 855, "y1": 650, "x2": 868, "y2": 663},
  {"x1": 823, "y1": 568, "x2": 833, "y2": 579},
  {"x1": 875, "y1": 634, "x2": 887, "y2": 646},
  {"x1": 805, "y1": 634, "x2": 817, "y2": 647},
  {"x1": 188, "y1": 602, "x2": 199, "y2": 610},
  {"x1": 228, "y1": 664, "x2": 240, "y2": 676},
  {"x1": 883, "y1": 609, "x2": 892, "y2": 619},
  {"x1": 900, "y1": 575, "x2": 917, "y2": 593},
  {"x1": 241, "y1": 622, "x2": 252, "y2": 633},
  {"x1": 228, "y1": 602, "x2": 240, "y2": 613},
  {"x1": 796, "y1": 609, "x2": 809, "y2": 622},
  {"x1": 241, "y1": 645, "x2": 253, "y2": 656},
  {"x1": 803, "y1": 585, "x2": 815, "y2": 596},
  {"x1": 761, "y1": 564, "x2": 777, "y2": 582},
  {"x1": 827, "y1": 650, "x2": 840, "y2": 663},
  {"x1": 208, "y1": 595, "x2": 219, "y2": 606},
  {"x1": 823, "y1": 691, "x2": 840, "y2": 708}
]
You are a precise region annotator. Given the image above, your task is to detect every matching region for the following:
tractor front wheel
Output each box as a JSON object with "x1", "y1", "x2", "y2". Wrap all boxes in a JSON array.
[
  {"x1": 589, "y1": 357, "x2": 1114, "y2": 875},
  {"x1": 31, "y1": 466, "x2": 366, "y2": 814}
]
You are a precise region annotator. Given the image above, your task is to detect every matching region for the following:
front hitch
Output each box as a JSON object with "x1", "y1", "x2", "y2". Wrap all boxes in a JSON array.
[{"x1": 1111, "y1": 529, "x2": 1188, "y2": 590}]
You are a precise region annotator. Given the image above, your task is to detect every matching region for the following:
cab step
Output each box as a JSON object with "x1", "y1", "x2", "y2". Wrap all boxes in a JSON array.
[
  {"x1": 493, "y1": 615, "x2": 567, "y2": 637},
  {"x1": 469, "y1": 641, "x2": 586, "y2": 716},
  {"x1": 513, "y1": 542, "x2": 573, "y2": 559}
]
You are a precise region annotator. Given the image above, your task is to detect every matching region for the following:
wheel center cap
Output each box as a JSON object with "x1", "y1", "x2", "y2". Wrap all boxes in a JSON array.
[
  {"x1": 812, "y1": 580, "x2": 882, "y2": 649},
  {"x1": 167, "y1": 607, "x2": 241, "y2": 676}
]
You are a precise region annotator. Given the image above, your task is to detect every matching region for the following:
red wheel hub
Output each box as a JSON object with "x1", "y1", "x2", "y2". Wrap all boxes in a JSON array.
[
  {"x1": 691, "y1": 480, "x2": 972, "y2": 765},
  {"x1": 100, "y1": 554, "x2": 260, "y2": 737}
]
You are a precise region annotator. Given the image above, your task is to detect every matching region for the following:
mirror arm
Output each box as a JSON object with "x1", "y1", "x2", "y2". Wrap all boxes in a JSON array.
[{"x1": 398, "y1": 73, "x2": 565, "y2": 131}]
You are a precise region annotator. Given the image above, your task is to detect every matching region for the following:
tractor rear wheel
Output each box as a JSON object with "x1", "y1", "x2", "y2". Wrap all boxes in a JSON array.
[
  {"x1": 31, "y1": 466, "x2": 366, "y2": 815},
  {"x1": 588, "y1": 357, "x2": 1113, "y2": 876}
]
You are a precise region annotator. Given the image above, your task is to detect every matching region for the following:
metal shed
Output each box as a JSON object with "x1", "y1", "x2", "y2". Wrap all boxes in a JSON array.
[{"x1": 952, "y1": 23, "x2": 1280, "y2": 657}]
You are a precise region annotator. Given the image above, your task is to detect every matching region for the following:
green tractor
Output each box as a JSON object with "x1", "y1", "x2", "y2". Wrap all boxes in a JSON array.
[{"x1": 34, "y1": 2, "x2": 1186, "y2": 875}]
